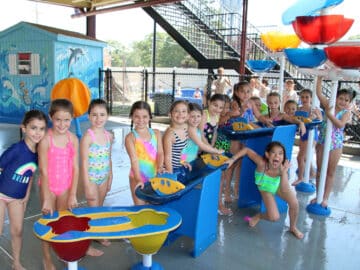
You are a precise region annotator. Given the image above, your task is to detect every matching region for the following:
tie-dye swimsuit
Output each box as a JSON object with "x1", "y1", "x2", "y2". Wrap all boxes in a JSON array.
[
  {"x1": 129, "y1": 128, "x2": 158, "y2": 183},
  {"x1": 87, "y1": 129, "x2": 111, "y2": 185}
]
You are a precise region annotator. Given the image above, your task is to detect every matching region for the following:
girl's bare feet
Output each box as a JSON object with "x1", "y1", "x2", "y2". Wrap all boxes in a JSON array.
[
  {"x1": 310, "y1": 197, "x2": 317, "y2": 204},
  {"x1": 86, "y1": 246, "x2": 104, "y2": 257},
  {"x1": 224, "y1": 195, "x2": 233, "y2": 204},
  {"x1": 42, "y1": 259, "x2": 55, "y2": 270},
  {"x1": 291, "y1": 179, "x2": 303, "y2": 186},
  {"x1": 218, "y1": 205, "x2": 233, "y2": 216},
  {"x1": 321, "y1": 199, "x2": 328, "y2": 208},
  {"x1": 12, "y1": 262, "x2": 26, "y2": 270},
  {"x1": 289, "y1": 227, "x2": 304, "y2": 239},
  {"x1": 99, "y1": 239, "x2": 111, "y2": 247},
  {"x1": 244, "y1": 215, "x2": 260, "y2": 227}
]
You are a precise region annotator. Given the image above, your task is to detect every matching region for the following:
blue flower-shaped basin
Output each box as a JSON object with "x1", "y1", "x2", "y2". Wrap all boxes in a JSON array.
[
  {"x1": 284, "y1": 48, "x2": 327, "y2": 68},
  {"x1": 246, "y1": 60, "x2": 277, "y2": 73}
]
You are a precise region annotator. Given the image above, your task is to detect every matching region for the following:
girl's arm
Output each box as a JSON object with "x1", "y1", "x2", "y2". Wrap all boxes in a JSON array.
[
  {"x1": 21, "y1": 177, "x2": 33, "y2": 207},
  {"x1": 125, "y1": 133, "x2": 144, "y2": 188},
  {"x1": 279, "y1": 160, "x2": 291, "y2": 192},
  {"x1": 252, "y1": 102, "x2": 273, "y2": 127},
  {"x1": 107, "y1": 132, "x2": 114, "y2": 192},
  {"x1": 225, "y1": 147, "x2": 264, "y2": 168},
  {"x1": 188, "y1": 127, "x2": 223, "y2": 154},
  {"x1": 80, "y1": 133, "x2": 91, "y2": 197},
  {"x1": 316, "y1": 76, "x2": 329, "y2": 108},
  {"x1": 154, "y1": 129, "x2": 165, "y2": 173},
  {"x1": 68, "y1": 133, "x2": 79, "y2": 210},
  {"x1": 162, "y1": 128, "x2": 174, "y2": 173},
  {"x1": 325, "y1": 107, "x2": 351, "y2": 129},
  {"x1": 229, "y1": 101, "x2": 241, "y2": 117},
  {"x1": 282, "y1": 113, "x2": 306, "y2": 136},
  {"x1": 38, "y1": 135, "x2": 53, "y2": 215}
]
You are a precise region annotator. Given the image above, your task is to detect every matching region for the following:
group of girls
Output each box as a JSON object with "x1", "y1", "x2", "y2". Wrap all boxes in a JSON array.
[{"x1": 0, "y1": 75, "x2": 356, "y2": 268}]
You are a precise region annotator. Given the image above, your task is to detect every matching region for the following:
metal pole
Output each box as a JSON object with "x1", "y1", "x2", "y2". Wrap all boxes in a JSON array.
[
  {"x1": 279, "y1": 53, "x2": 285, "y2": 111},
  {"x1": 239, "y1": 0, "x2": 248, "y2": 76},
  {"x1": 152, "y1": 21, "x2": 157, "y2": 93}
]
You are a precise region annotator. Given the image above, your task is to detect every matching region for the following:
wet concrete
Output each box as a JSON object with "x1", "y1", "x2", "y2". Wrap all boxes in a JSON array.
[{"x1": 0, "y1": 119, "x2": 359, "y2": 270}]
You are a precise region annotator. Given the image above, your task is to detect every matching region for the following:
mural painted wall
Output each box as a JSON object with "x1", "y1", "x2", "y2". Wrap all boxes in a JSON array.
[{"x1": 55, "y1": 43, "x2": 103, "y2": 100}]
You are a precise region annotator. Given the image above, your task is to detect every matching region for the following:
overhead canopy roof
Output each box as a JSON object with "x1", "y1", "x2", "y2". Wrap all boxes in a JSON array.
[{"x1": 30, "y1": 0, "x2": 180, "y2": 17}]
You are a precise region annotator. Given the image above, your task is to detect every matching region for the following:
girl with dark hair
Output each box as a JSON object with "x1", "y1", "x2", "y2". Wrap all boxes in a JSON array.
[
  {"x1": 225, "y1": 141, "x2": 303, "y2": 239},
  {"x1": 125, "y1": 101, "x2": 164, "y2": 205}
]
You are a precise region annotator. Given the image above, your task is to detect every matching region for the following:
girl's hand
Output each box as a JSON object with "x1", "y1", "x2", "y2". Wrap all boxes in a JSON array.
[
  {"x1": 67, "y1": 194, "x2": 78, "y2": 210},
  {"x1": 183, "y1": 162, "x2": 192, "y2": 171},
  {"x1": 217, "y1": 149, "x2": 225, "y2": 155},
  {"x1": 135, "y1": 181, "x2": 144, "y2": 190},
  {"x1": 281, "y1": 160, "x2": 291, "y2": 174},
  {"x1": 299, "y1": 122, "x2": 306, "y2": 136},
  {"x1": 42, "y1": 200, "x2": 54, "y2": 217},
  {"x1": 224, "y1": 157, "x2": 235, "y2": 168}
]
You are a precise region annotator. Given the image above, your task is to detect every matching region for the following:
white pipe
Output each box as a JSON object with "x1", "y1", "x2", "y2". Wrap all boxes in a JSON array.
[
  {"x1": 279, "y1": 53, "x2": 285, "y2": 112},
  {"x1": 316, "y1": 80, "x2": 338, "y2": 204},
  {"x1": 143, "y1": 254, "x2": 152, "y2": 268},
  {"x1": 67, "y1": 261, "x2": 78, "y2": 270},
  {"x1": 302, "y1": 76, "x2": 319, "y2": 183}
]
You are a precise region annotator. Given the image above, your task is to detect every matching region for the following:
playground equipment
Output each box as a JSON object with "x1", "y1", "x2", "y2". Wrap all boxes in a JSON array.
[
  {"x1": 282, "y1": 0, "x2": 359, "y2": 215},
  {"x1": 51, "y1": 78, "x2": 91, "y2": 138},
  {"x1": 284, "y1": 48, "x2": 327, "y2": 68},
  {"x1": 136, "y1": 156, "x2": 226, "y2": 257},
  {"x1": 33, "y1": 206, "x2": 182, "y2": 270}
]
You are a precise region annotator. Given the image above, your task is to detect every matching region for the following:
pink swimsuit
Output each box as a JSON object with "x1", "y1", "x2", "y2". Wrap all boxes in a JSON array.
[{"x1": 46, "y1": 130, "x2": 75, "y2": 195}]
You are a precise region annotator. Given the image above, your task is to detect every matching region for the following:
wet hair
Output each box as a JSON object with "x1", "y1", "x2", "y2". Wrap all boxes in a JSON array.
[
  {"x1": 223, "y1": 94, "x2": 231, "y2": 104},
  {"x1": 250, "y1": 96, "x2": 261, "y2": 102},
  {"x1": 88, "y1": 98, "x2": 109, "y2": 114},
  {"x1": 337, "y1": 88, "x2": 357, "y2": 101},
  {"x1": 49, "y1": 99, "x2": 74, "y2": 117},
  {"x1": 22, "y1": 109, "x2": 48, "y2": 127},
  {"x1": 284, "y1": 99, "x2": 297, "y2": 109},
  {"x1": 129, "y1": 100, "x2": 152, "y2": 130},
  {"x1": 299, "y1": 88, "x2": 312, "y2": 97},
  {"x1": 265, "y1": 141, "x2": 287, "y2": 164},
  {"x1": 266, "y1": 92, "x2": 281, "y2": 118},
  {"x1": 189, "y1": 102, "x2": 203, "y2": 114},
  {"x1": 209, "y1": 93, "x2": 226, "y2": 104},
  {"x1": 169, "y1": 100, "x2": 189, "y2": 114},
  {"x1": 232, "y1": 81, "x2": 250, "y2": 109}
]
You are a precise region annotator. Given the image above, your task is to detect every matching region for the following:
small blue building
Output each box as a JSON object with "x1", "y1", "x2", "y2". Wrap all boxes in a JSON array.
[{"x1": 0, "y1": 21, "x2": 106, "y2": 124}]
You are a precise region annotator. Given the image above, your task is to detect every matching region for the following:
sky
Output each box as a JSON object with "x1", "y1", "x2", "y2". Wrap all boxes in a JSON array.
[{"x1": 0, "y1": 0, "x2": 359, "y2": 46}]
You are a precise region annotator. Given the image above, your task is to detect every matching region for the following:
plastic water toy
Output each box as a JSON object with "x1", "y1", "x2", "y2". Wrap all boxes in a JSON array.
[
  {"x1": 246, "y1": 60, "x2": 276, "y2": 73},
  {"x1": 136, "y1": 157, "x2": 223, "y2": 257},
  {"x1": 200, "y1": 153, "x2": 229, "y2": 169},
  {"x1": 261, "y1": 31, "x2": 301, "y2": 52},
  {"x1": 232, "y1": 121, "x2": 254, "y2": 131},
  {"x1": 292, "y1": 15, "x2": 354, "y2": 45},
  {"x1": 33, "y1": 206, "x2": 182, "y2": 270},
  {"x1": 282, "y1": 0, "x2": 344, "y2": 25},
  {"x1": 324, "y1": 46, "x2": 360, "y2": 69},
  {"x1": 284, "y1": 48, "x2": 327, "y2": 68},
  {"x1": 150, "y1": 176, "x2": 185, "y2": 196}
]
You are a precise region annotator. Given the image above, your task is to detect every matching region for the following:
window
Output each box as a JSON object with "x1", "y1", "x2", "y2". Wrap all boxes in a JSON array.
[{"x1": 9, "y1": 53, "x2": 40, "y2": 75}]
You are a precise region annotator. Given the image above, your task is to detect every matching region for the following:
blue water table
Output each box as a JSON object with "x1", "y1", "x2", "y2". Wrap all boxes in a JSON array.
[
  {"x1": 136, "y1": 155, "x2": 227, "y2": 257},
  {"x1": 33, "y1": 206, "x2": 182, "y2": 270}
]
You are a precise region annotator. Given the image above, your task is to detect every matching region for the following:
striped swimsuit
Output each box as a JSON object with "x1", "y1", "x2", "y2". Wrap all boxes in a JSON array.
[{"x1": 171, "y1": 129, "x2": 188, "y2": 170}]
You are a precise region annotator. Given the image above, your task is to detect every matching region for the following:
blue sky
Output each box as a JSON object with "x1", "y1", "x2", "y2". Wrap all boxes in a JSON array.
[{"x1": 1, "y1": 0, "x2": 359, "y2": 45}]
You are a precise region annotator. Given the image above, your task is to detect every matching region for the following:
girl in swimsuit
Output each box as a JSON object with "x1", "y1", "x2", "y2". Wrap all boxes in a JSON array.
[
  {"x1": 0, "y1": 110, "x2": 47, "y2": 270},
  {"x1": 163, "y1": 100, "x2": 190, "y2": 173},
  {"x1": 312, "y1": 76, "x2": 355, "y2": 208},
  {"x1": 80, "y1": 99, "x2": 113, "y2": 255},
  {"x1": 125, "y1": 101, "x2": 164, "y2": 205},
  {"x1": 38, "y1": 99, "x2": 80, "y2": 269},
  {"x1": 225, "y1": 141, "x2": 304, "y2": 239}
]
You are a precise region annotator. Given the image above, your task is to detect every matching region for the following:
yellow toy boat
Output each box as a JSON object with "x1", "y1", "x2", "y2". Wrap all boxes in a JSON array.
[
  {"x1": 201, "y1": 154, "x2": 229, "y2": 168},
  {"x1": 150, "y1": 177, "x2": 185, "y2": 196},
  {"x1": 232, "y1": 121, "x2": 255, "y2": 131}
]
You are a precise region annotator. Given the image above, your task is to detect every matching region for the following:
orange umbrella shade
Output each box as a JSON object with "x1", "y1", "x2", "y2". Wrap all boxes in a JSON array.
[{"x1": 51, "y1": 78, "x2": 91, "y2": 117}]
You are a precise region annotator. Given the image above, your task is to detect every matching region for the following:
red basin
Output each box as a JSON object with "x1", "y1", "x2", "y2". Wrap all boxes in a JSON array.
[
  {"x1": 48, "y1": 216, "x2": 91, "y2": 262},
  {"x1": 324, "y1": 46, "x2": 360, "y2": 69},
  {"x1": 292, "y1": 15, "x2": 354, "y2": 44}
]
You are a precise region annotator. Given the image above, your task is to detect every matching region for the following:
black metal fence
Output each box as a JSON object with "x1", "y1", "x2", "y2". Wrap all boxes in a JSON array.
[{"x1": 99, "y1": 68, "x2": 360, "y2": 144}]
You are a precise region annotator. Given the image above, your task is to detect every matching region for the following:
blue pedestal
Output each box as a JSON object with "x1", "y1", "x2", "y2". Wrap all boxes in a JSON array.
[
  {"x1": 295, "y1": 181, "x2": 316, "y2": 193},
  {"x1": 306, "y1": 203, "x2": 331, "y2": 216},
  {"x1": 131, "y1": 261, "x2": 163, "y2": 270},
  {"x1": 136, "y1": 159, "x2": 222, "y2": 257}
]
